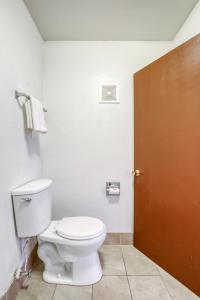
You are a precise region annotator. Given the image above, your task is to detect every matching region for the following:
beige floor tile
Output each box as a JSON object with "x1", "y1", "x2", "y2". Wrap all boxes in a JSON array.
[
  {"x1": 122, "y1": 246, "x2": 159, "y2": 275},
  {"x1": 16, "y1": 279, "x2": 56, "y2": 300},
  {"x1": 128, "y1": 276, "x2": 171, "y2": 300},
  {"x1": 157, "y1": 266, "x2": 200, "y2": 300},
  {"x1": 16, "y1": 290, "x2": 35, "y2": 300},
  {"x1": 100, "y1": 245, "x2": 122, "y2": 253},
  {"x1": 31, "y1": 257, "x2": 44, "y2": 280},
  {"x1": 121, "y1": 245, "x2": 137, "y2": 253},
  {"x1": 99, "y1": 245, "x2": 126, "y2": 275},
  {"x1": 53, "y1": 285, "x2": 92, "y2": 300},
  {"x1": 0, "y1": 294, "x2": 6, "y2": 300},
  {"x1": 93, "y1": 276, "x2": 132, "y2": 300}
]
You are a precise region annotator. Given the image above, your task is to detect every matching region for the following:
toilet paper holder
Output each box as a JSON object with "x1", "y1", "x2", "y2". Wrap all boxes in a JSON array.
[{"x1": 106, "y1": 182, "x2": 120, "y2": 196}]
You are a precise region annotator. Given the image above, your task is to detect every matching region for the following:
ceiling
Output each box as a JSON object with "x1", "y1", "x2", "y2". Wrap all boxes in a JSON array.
[{"x1": 23, "y1": 0, "x2": 198, "y2": 41}]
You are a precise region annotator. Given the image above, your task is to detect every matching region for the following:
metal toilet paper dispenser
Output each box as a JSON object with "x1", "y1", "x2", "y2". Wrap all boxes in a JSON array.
[{"x1": 106, "y1": 182, "x2": 120, "y2": 196}]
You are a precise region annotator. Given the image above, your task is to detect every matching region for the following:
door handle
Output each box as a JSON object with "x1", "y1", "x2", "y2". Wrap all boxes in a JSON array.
[
  {"x1": 133, "y1": 169, "x2": 141, "y2": 177},
  {"x1": 21, "y1": 197, "x2": 32, "y2": 203}
]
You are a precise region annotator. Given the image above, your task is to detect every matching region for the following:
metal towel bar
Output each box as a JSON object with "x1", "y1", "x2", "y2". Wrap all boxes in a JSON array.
[{"x1": 15, "y1": 90, "x2": 47, "y2": 112}]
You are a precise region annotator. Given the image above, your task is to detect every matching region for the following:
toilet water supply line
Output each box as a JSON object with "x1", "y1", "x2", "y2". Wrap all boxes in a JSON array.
[{"x1": 15, "y1": 238, "x2": 31, "y2": 280}]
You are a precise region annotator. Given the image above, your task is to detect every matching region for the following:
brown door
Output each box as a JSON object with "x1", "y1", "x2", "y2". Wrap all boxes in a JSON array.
[{"x1": 134, "y1": 34, "x2": 200, "y2": 296}]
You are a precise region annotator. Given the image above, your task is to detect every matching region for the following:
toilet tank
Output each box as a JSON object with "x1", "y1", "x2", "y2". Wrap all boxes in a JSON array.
[{"x1": 12, "y1": 179, "x2": 52, "y2": 238}]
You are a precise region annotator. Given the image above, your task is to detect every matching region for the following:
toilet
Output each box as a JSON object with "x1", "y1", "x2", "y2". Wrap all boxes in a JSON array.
[{"x1": 12, "y1": 179, "x2": 106, "y2": 285}]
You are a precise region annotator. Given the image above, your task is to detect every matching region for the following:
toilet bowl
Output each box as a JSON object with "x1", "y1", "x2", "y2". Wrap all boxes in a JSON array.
[{"x1": 38, "y1": 217, "x2": 106, "y2": 285}]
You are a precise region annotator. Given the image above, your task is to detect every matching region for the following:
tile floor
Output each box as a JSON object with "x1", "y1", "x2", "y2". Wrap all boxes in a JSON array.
[{"x1": 16, "y1": 245, "x2": 199, "y2": 300}]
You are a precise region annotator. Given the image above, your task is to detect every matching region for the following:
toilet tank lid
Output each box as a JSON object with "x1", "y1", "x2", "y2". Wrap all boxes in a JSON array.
[{"x1": 12, "y1": 179, "x2": 52, "y2": 196}]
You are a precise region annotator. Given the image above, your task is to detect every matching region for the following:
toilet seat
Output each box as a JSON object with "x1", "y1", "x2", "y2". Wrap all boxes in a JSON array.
[{"x1": 56, "y1": 216, "x2": 106, "y2": 240}]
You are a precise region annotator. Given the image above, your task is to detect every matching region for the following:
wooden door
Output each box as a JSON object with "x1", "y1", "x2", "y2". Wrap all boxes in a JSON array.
[{"x1": 134, "y1": 34, "x2": 200, "y2": 296}]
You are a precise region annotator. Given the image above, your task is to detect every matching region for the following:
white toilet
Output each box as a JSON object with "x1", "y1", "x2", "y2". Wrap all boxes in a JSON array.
[{"x1": 12, "y1": 179, "x2": 106, "y2": 285}]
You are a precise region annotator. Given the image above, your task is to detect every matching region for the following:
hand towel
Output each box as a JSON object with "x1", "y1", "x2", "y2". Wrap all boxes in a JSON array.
[
  {"x1": 25, "y1": 100, "x2": 33, "y2": 130},
  {"x1": 30, "y1": 96, "x2": 47, "y2": 133}
]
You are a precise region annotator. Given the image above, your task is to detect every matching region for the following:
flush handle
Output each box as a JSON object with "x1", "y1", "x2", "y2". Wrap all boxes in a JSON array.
[{"x1": 21, "y1": 197, "x2": 32, "y2": 203}]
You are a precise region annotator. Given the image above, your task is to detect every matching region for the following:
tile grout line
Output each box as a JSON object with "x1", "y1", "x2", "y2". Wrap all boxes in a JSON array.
[
  {"x1": 102, "y1": 274, "x2": 160, "y2": 277},
  {"x1": 155, "y1": 265, "x2": 174, "y2": 300},
  {"x1": 127, "y1": 276, "x2": 134, "y2": 300},
  {"x1": 120, "y1": 245, "x2": 174, "y2": 300},
  {"x1": 51, "y1": 284, "x2": 57, "y2": 300},
  {"x1": 127, "y1": 275, "x2": 160, "y2": 277},
  {"x1": 120, "y1": 246, "x2": 134, "y2": 300}
]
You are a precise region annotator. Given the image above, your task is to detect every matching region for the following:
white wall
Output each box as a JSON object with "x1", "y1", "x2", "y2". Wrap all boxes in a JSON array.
[
  {"x1": 42, "y1": 41, "x2": 173, "y2": 233},
  {"x1": 174, "y1": 0, "x2": 200, "y2": 45},
  {"x1": 0, "y1": 0, "x2": 43, "y2": 296},
  {"x1": 42, "y1": 0, "x2": 200, "y2": 235}
]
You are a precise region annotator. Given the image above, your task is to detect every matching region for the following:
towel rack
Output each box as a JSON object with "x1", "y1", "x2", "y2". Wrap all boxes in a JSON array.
[{"x1": 15, "y1": 90, "x2": 47, "y2": 112}]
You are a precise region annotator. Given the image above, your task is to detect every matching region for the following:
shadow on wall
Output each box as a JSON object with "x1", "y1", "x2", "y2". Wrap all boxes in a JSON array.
[{"x1": 106, "y1": 196, "x2": 120, "y2": 204}]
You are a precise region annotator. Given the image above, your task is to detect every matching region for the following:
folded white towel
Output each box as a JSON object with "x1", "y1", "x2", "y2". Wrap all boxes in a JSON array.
[
  {"x1": 31, "y1": 96, "x2": 47, "y2": 133},
  {"x1": 25, "y1": 96, "x2": 47, "y2": 133},
  {"x1": 25, "y1": 100, "x2": 33, "y2": 129}
]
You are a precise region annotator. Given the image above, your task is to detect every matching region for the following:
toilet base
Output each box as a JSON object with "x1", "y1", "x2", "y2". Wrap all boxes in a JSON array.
[
  {"x1": 37, "y1": 221, "x2": 106, "y2": 286},
  {"x1": 42, "y1": 251, "x2": 102, "y2": 285}
]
